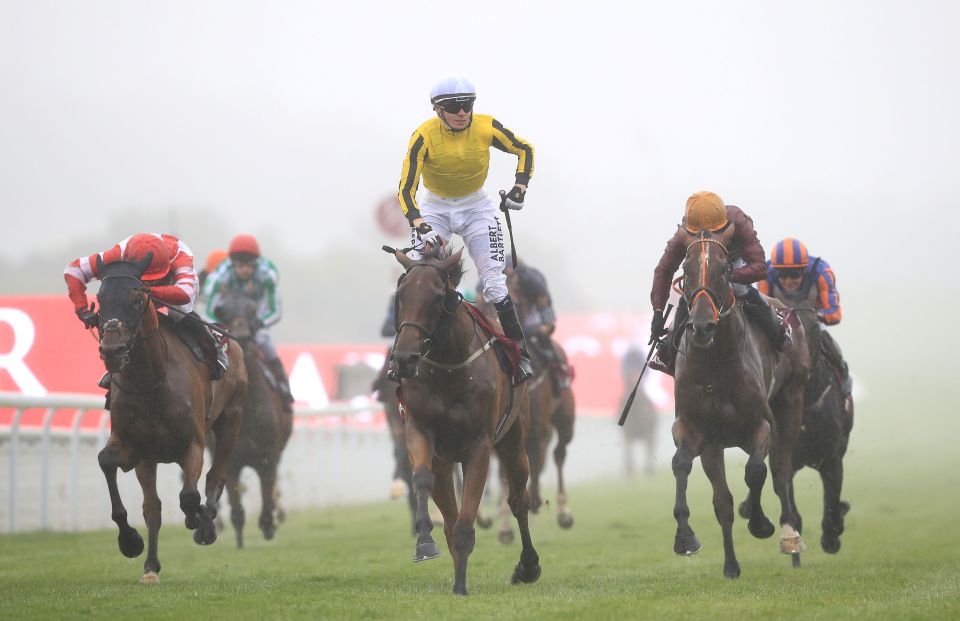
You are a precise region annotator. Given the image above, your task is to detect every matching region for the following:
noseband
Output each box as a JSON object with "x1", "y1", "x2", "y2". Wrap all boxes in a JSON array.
[{"x1": 684, "y1": 236, "x2": 736, "y2": 322}]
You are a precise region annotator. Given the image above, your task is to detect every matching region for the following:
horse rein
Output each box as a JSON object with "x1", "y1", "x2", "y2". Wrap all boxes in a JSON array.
[
  {"x1": 683, "y1": 236, "x2": 736, "y2": 322},
  {"x1": 395, "y1": 264, "x2": 461, "y2": 360}
]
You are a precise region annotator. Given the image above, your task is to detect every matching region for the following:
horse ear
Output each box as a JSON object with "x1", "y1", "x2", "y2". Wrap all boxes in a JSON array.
[
  {"x1": 136, "y1": 251, "x2": 153, "y2": 276},
  {"x1": 437, "y1": 248, "x2": 463, "y2": 271},
  {"x1": 393, "y1": 249, "x2": 416, "y2": 271},
  {"x1": 95, "y1": 254, "x2": 104, "y2": 276}
]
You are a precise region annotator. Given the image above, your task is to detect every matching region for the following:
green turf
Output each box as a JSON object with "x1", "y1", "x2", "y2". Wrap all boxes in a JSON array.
[{"x1": 1, "y1": 419, "x2": 958, "y2": 621}]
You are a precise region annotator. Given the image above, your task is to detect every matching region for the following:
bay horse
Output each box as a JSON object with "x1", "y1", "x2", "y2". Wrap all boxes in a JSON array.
[
  {"x1": 212, "y1": 289, "x2": 293, "y2": 547},
  {"x1": 740, "y1": 305, "x2": 853, "y2": 554},
  {"x1": 504, "y1": 267, "x2": 575, "y2": 528},
  {"x1": 387, "y1": 245, "x2": 541, "y2": 596},
  {"x1": 94, "y1": 255, "x2": 246, "y2": 583},
  {"x1": 671, "y1": 230, "x2": 809, "y2": 578}
]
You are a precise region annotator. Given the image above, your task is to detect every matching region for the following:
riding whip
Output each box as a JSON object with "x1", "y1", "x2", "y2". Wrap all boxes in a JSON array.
[
  {"x1": 499, "y1": 190, "x2": 519, "y2": 269},
  {"x1": 617, "y1": 304, "x2": 673, "y2": 427},
  {"x1": 148, "y1": 297, "x2": 242, "y2": 342}
]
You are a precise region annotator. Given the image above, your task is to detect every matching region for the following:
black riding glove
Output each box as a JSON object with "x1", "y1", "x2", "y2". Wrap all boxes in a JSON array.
[
  {"x1": 649, "y1": 310, "x2": 667, "y2": 345},
  {"x1": 502, "y1": 185, "x2": 526, "y2": 210},
  {"x1": 76, "y1": 303, "x2": 99, "y2": 329}
]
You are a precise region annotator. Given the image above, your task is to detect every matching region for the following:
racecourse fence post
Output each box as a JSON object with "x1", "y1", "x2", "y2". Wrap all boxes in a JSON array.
[
  {"x1": 8, "y1": 406, "x2": 25, "y2": 533},
  {"x1": 69, "y1": 408, "x2": 84, "y2": 532},
  {"x1": 40, "y1": 407, "x2": 55, "y2": 530}
]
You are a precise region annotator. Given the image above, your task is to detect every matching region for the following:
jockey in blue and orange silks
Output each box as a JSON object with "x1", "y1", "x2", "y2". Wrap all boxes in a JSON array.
[{"x1": 759, "y1": 238, "x2": 850, "y2": 397}]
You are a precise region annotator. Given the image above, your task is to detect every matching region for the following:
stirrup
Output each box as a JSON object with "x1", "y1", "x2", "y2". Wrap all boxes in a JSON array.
[{"x1": 514, "y1": 357, "x2": 534, "y2": 385}]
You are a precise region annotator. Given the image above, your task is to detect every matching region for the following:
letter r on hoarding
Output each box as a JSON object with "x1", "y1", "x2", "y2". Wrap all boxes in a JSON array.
[{"x1": 0, "y1": 308, "x2": 47, "y2": 395}]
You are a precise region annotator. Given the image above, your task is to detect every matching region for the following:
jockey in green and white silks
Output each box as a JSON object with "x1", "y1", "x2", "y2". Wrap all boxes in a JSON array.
[{"x1": 203, "y1": 234, "x2": 293, "y2": 411}]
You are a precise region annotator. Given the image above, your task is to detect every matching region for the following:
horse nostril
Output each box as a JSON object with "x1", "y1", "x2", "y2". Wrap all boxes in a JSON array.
[{"x1": 704, "y1": 323, "x2": 716, "y2": 334}]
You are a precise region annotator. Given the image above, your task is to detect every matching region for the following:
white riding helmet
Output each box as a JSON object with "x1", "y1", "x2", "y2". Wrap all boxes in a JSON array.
[{"x1": 430, "y1": 74, "x2": 476, "y2": 105}]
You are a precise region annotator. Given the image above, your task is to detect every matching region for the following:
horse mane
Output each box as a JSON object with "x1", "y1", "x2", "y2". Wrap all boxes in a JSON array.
[{"x1": 420, "y1": 244, "x2": 464, "y2": 288}]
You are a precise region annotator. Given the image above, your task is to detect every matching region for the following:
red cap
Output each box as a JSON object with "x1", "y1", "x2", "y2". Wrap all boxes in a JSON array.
[
  {"x1": 229, "y1": 234, "x2": 260, "y2": 258},
  {"x1": 123, "y1": 234, "x2": 171, "y2": 281}
]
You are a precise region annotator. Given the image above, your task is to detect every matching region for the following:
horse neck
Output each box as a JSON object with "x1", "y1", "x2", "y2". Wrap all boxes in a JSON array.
[
  {"x1": 123, "y1": 304, "x2": 167, "y2": 385},
  {"x1": 683, "y1": 306, "x2": 744, "y2": 367},
  {"x1": 428, "y1": 306, "x2": 477, "y2": 364}
]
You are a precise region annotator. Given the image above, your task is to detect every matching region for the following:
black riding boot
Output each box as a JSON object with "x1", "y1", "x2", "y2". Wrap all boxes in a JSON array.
[
  {"x1": 495, "y1": 296, "x2": 534, "y2": 384},
  {"x1": 267, "y1": 357, "x2": 294, "y2": 413},
  {"x1": 98, "y1": 372, "x2": 112, "y2": 409},
  {"x1": 820, "y1": 331, "x2": 852, "y2": 396},
  {"x1": 739, "y1": 289, "x2": 790, "y2": 352},
  {"x1": 650, "y1": 300, "x2": 688, "y2": 377},
  {"x1": 182, "y1": 312, "x2": 228, "y2": 380}
]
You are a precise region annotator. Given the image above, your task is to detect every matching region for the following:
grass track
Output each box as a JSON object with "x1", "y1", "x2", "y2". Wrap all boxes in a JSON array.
[{"x1": 1, "y1": 431, "x2": 958, "y2": 621}]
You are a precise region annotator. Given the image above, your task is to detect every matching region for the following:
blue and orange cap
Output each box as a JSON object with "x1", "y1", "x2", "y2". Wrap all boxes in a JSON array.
[{"x1": 770, "y1": 238, "x2": 809, "y2": 269}]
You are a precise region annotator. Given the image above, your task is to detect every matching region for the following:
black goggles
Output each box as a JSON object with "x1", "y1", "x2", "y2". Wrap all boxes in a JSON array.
[
  {"x1": 436, "y1": 97, "x2": 475, "y2": 113},
  {"x1": 778, "y1": 268, "x2": 804, "y2": 279}
]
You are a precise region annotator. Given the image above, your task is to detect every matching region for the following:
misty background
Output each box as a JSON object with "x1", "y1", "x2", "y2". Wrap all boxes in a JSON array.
[{"x1": 2, "y1": 0, "x2": 958, "y2": 381}]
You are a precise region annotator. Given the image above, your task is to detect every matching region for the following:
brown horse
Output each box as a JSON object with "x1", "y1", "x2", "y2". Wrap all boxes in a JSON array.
[
  {"x1": 740, "y1": 305, "x2": 854, "y2": 555},
  {"x1": 670, "y1": 231, "x2": 809, "y2": 578},
  {"x1": 504, "y1": 268, "x2": 575, "y2": 528},
  {"x1": 212, "y1": 290, "x2": 293, "y2": 547},
  {"x1": 388, "y1": 246, "x2": 541, "y2": 596},
  {"x1": 94, "y1": 256, "x2": 246, "y2": 583}
]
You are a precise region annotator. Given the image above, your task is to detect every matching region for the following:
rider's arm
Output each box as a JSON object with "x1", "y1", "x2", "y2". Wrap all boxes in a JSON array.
[
  {"x1": 259, "y1": 259, "x2": 282, "y2": 328},
  {"x1": 490, "y1": 119, "x2": 534, "y2": 187},
  {"x1": 63, "y1": 242, "x2": 125, "y2": 311},
  {"x1": 815, "y1": 260, "x2": 841, "y2": 325},
  {"x1": 398, "y1": 130, "x2": 429, "y2": 224},
  {"x1": 650, "y1": 228, "x2": 686, "y2": 311},
  {"x1": 728, "y1": 207, "x2": 767, "y2": 285}
]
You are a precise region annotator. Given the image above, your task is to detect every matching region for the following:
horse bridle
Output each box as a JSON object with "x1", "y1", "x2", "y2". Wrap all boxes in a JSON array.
[
  {"x1": 98, "y1": 274, "x2": 159, "y2": 366},
  {"x1": 394, "y1": 264, "x2": 461, "y2": 359},
  {"x1": 683, "y1": 235, "x2": 736, "y2": 322}
]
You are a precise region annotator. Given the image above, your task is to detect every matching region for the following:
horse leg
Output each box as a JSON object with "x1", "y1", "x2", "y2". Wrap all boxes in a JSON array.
[
  {"x1": 406, "y1": 424, "x2": 440, "y2": 561},
  {"x1": 495, "y1": 464, "x2": 514, "y2": 544},
  {"x1": 179, "y1": 442, "x2": 205, "y2": 531},
  {"x1": 701, "y1": 445, "x2": 740, "y2": 579},
  {"x1": 257, "y1": 461, "x2": 279, "y2": 541},
  {"x1": 671, "y1": 418, "x2": 703, "y2": 555},
  {"x1": 431, "y1": 460, "x2": 458, "y2": 559},
  {"x1": 495, "y1": 422, "x2": 541, "y2": 587},
  {"x1": 525, "y1": 418, "x2": 547, "y2": 514},
  {"x1": 134, "y1": 461, "x2": 162, "y2": 584},
  {"x1": 98, "y1": 440, "x2": 144, "y2": 559},
  {"x1": 819, "y1": 458, "x2": 846, "y2": 554},
  {"x1": 195, "y1": 404, "x2": 243, "y2": 546},
  {"x1": 225, "y1": 463, "x2": 245, "y2": 548},
  {"x1": 770, "y1": 396, "x2": 806, "y2": 558},
  {"x1": 552, "y1": 396, "x2": 575, "y2": 529},
  {"x1": 742, "y1": 419, "x2": 776, "y2": 539},
  {"x1": 449, "y1": 450, "x2": 490, "y2": 596}
]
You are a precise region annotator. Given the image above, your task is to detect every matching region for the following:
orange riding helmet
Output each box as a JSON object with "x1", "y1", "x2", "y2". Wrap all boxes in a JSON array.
[
  {"x1": 123, "y1": 234, "x2": 171, "y2": 281},
  {"x1": 229, "y1": 234, "x2": 260, "y2": 258},
  {"x1": 205, "y1": 249, "x2": 229, "y2": 273},
  {"x1": 683, "y1": 191, "x2": 728, "y2": 233}
]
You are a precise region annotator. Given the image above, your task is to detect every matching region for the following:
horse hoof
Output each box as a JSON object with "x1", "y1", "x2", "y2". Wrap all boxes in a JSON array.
[
  {"x1": 839, "y1": 501, "x2": 851, "y2": 516},
  {"x1": 139, "y1": 571, "x2": 160, "y2": 585},
  {"x1": 389, "y1": 478, "x2": 407, "y2": 500},
  {"x1": 723, "y1": 560, "x2": 741, "y2": 579},
  {"x1": 511, "y1": 561, "x2": 542, "y2": 585},
  {"x1": 748, "y1": 517, "x2": 776, "y2": 539},
  {"x1": 453, "y1": 584, "x2": 468, "y2": 596},
  {"x1": 557, "y1": 512, "x2": 574, "y2": 529},
  {"x1": 498, "y1": 530, "x2": 515, "y2": 545},
  {"x1": 276, "y1": 509, "x2": 287, "y2": 523},
  {"x1": 780, "y1": 535, "x2": 806, "y2": 554},
  {"x1": 413, "y1": 542, "x2": 440, "y2": 562},
  {"x1": 738, "y1": 500, "x2": 751, "y2": 520},
  {"x1": 184, "y1": 515, "x2": 200, "y2": 530},
  {"x1": 821, "y1": 534, "x2": 842, "y2": 554},
  {"x1": 476, "y1": 515, "x2": 493, "y2": 530},
  {"x1": 262, "y1": 527, "x2": 275, "y2": 541},
  {"x1": 193, "y1": 526, "x2": 218, "y2": 546},
  {"x1": 118, "y1": 529, "x2": 144, "y2": 558},
  {"x1": 674, "y1": 533, "x2": 701, "y2": 556}
]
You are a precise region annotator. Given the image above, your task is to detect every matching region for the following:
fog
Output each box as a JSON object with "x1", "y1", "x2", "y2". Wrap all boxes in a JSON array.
[{"x1": 2, "y1": 0, "x2": 958, "y2": 359}]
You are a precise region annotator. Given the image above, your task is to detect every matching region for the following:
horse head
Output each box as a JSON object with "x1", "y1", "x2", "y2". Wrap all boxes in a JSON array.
[
  {"x1": 389, "y1": 246, "x2": 464, "y2": 379},
  {"x1": 95, "y1": 253, "x2": 154, "y2": 371},
  {"x1": 681, "y1": 231, "x2": 735, "y2": 349},
  {"x1": 215, "y1": 288, "x2": 260, "y2": 346}
]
